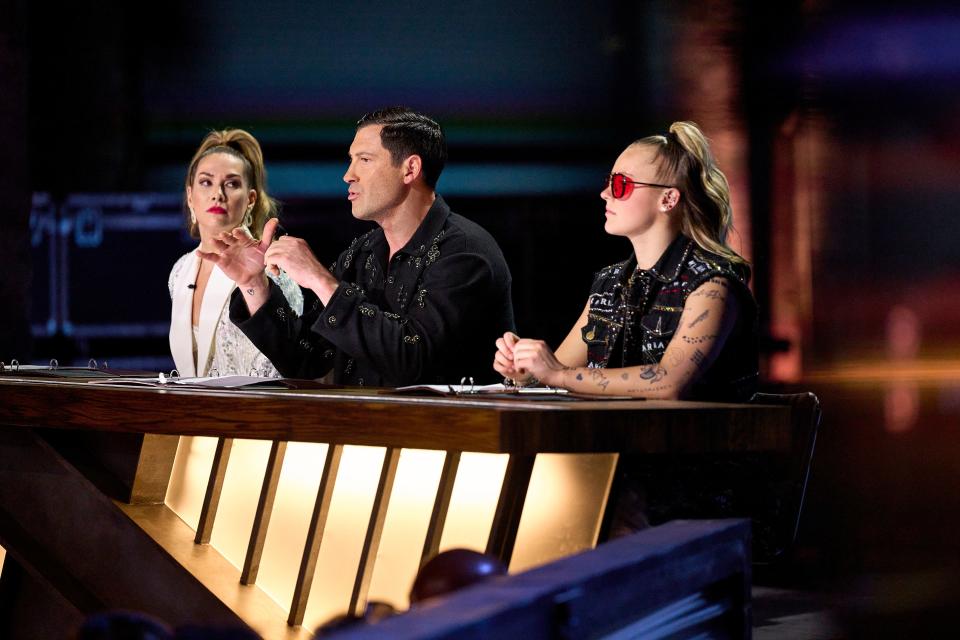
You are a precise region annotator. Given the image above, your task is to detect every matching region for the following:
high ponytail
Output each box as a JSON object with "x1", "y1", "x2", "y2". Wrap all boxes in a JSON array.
[
  {"x1": 634, "y1": 121, "x2": 745, "y2": 265},
  {"x1": 184, "y1": 129, "x2": 279, "y2": 239}
]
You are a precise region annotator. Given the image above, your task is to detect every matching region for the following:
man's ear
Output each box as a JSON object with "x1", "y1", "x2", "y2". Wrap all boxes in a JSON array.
[
  {"x1": 402, "y1": 155, "x2": 423, "y2": 185},
  {"x1": 661, "y1": 188, "x2": 680, "y2": 212}
]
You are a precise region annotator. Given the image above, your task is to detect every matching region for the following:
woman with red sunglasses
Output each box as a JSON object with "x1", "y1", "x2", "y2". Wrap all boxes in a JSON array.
[{"x1": 493, "y1": 121, "x2": 757, "y2": 401}]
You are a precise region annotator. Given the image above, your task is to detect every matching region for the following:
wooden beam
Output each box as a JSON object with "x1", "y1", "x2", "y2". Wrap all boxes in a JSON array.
[
  {"x1": 288, "y1": 444, "x2": 343, "y2": 627},
  {"x1": 349, "y1": 447, "x2": 401, "y2": 616},
  {"x1": 485, "y1": 454, "x2": 536, "y2": 567},
  {"x1": 241, "y1": 440, "x2": 287, "y2": 585},
  {"x1": 195, "y1": 437, "x2": 233, "y2": 545},
  {"x1": 419, "y1": 450, "x2": 460, "y2": 567},
  {"x1": 0, "y1": 379, "x2": 792, "y2": 456}
]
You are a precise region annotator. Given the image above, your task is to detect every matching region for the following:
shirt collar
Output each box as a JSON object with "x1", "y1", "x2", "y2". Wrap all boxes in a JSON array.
[
  {"x1": 632, "y1": 234, "x2": 694, "y2": 283},
  {"x1": 395, "y1": 195, "x2": 451, "y2": 257}
]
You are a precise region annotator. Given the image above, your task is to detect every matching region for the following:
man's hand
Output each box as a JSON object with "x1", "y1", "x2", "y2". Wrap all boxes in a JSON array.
[{"x1": 264, "y1": 235, "x2": 340, "y2": 305}]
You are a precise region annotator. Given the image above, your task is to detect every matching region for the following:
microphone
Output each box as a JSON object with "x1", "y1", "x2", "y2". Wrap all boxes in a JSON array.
[{"x1": 187, "y1": 284, "x2": 196, "y2": 289}]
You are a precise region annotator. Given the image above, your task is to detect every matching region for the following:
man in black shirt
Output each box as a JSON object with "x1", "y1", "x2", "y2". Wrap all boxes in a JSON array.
[{"x1": 199, "y1": 107, "x2": 514, "y2": 386}]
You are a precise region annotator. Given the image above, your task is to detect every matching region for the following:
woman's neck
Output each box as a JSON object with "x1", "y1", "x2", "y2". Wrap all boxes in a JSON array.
[{"x1": 630, "y1": 227, "x2": 680, "y2": 270}]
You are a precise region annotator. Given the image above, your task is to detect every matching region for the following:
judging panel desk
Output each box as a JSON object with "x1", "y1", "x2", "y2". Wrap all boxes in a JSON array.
[
  {"x1": 0, "y1": 377, "x2": 790, "y2": 631},
  {"x1": 0, "y1": 378, "x2": 789, "y2": 454}
]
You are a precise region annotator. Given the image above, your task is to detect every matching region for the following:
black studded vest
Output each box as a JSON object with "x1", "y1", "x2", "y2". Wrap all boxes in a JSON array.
[{"x1": 582, "y1": 235, "x2": 759, "y2": 401}]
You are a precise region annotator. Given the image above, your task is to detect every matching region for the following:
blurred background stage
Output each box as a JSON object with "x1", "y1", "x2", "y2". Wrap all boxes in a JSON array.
[{"x1": 3, "y1": 0, "x2": 960, "y2": 634}]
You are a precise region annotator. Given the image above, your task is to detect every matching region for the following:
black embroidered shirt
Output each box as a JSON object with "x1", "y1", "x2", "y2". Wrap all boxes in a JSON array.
[{"x1": 230, "y1": 196, "x2": 515, "y2": 386}]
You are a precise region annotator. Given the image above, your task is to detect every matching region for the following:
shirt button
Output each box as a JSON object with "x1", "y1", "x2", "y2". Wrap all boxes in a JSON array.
[
  {"x1": 387, "y1": 276, "x2": 395, "y2": 284},
  {"x1": 327, "y1": 315, "x2": 337, "y2": 326},
  {"x1": 344, "y1": 287, "x2": 354, "y2": 297}
]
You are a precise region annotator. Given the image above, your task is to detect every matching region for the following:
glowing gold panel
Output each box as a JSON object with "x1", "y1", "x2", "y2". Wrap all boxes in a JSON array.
[
  {"x1": 165, "y1": 441, "x2": 613, "y2": 627},
  {"x1": 438, "y1": 452, "x2": 509, "y2": 552},
  {"x1": 303, "y1": 445, "x2": 386, "y2": 629},
  {"x1": 166, "y1": 435, "x2": 219, "y2": 530},
  {"x1": 366, "y1": 449, "x2": 446, "y2": 609},
  {"x1": 510, "y1": 453, "x2": 617, "y2": 572}
]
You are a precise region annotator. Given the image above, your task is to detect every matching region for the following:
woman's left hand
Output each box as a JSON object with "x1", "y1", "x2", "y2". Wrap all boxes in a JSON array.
[{"x1": 511, "y1": 339, "x2": 567, "y2": 387}]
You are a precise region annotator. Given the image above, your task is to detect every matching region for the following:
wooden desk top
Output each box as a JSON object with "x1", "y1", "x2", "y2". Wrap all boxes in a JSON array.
[{"x1": 0, "y1": 377, "x2": 790, "y2": 455}]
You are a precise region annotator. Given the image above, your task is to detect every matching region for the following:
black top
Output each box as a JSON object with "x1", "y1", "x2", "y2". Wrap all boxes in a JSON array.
[
  {"x1": 582, "y1": 234, "x2": 758, "y2": 401},
  {"x1": 230, "y1": 196, "x2": 515, "y2": 386}
]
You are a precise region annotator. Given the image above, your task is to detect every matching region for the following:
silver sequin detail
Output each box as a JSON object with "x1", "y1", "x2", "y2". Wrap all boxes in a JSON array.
[{"x1": 415, "y1": 287, "x2": 428, "y2": 308}]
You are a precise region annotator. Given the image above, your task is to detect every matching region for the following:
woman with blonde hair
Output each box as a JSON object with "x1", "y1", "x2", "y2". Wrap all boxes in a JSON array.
[
  {"x1": 168, "y1": 129, "x2": 301, "y2": 377},
  {"x1": 494, "y1": 121, "x2": 757, "y2": 401}
]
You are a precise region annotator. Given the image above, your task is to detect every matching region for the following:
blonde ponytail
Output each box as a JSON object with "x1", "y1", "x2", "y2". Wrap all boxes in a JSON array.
[{"x1": 635, "y1": 121, "x2": 745, "y2": 265}]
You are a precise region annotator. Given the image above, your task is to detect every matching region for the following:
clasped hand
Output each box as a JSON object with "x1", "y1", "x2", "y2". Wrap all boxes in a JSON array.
[{"x1": 493, "y1": 331, "x2": 566, "y2": 387}]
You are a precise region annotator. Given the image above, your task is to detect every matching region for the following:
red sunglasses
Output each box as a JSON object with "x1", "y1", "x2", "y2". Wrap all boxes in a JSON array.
[{"x1": 605, "y1": 173, "x2": 675, "y2": 200}]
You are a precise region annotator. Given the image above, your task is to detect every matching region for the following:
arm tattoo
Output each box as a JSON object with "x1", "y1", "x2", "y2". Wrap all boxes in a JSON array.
[
  {"x1": 682, "y1": 334, "x2": 718, "y2": 345},
  {"x1": 639, "y1": 365, "x2": 667, "y2": 383},
  {"x1": 588, "y1": 368, "x2": 610, "y2": 391},
  {"x1": 627, "y1": 383, "x2": 673, "y2": 394},
  {"x1": 708, "y1": 277, "x2": 730, "y2": 288},
  {"x1": 687, "y1": 310, "x2": 709, "y2": 328},
  {"x1": 667, "y1": 348, "x2": 685, "y2": 368},
  {"x1": 691, "y1": 349, "x2": 706, "y2": 367},
  {"x1": 693, "y1": 289, "x2": 727, "y2": 301},
  {"x1": 621, "y1": 372, "x2": 629, "y2": 380}
]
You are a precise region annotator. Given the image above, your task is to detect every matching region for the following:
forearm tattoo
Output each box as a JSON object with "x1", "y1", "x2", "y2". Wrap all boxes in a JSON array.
[
  {"x1": 639, "y1": 365, "x2": 667, "y2": 383},
  {"x1": 682, "y1": 334, "x2": 718, "y2": 345},
  {"x1": 588, "y1": 368, "x2": 610, "y2": 392}
]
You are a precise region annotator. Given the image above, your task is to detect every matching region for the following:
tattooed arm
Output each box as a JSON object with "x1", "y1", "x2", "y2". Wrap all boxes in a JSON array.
[{"x1": 511, "y1": 277, "x2": 740, "y2": 398}]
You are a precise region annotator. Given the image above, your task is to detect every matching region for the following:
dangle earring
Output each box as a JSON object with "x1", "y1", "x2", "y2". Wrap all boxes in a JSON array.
[
  {"x1": 242, "y1": 205, "x2": 254, "y2": 228},
  {"x1": 190, "y1": 207, "x2": 197, "y2": 226}
]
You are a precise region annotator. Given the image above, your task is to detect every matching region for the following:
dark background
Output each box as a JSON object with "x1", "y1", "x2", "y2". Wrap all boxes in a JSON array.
[{"x1": 4, "y1": 0, "x2": 960, "y2": 632}]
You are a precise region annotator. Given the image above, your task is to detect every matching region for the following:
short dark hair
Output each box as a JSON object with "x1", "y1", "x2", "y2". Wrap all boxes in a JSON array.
[{"x1": 357, "y1": 107, "x2": 447, "y2": 189}]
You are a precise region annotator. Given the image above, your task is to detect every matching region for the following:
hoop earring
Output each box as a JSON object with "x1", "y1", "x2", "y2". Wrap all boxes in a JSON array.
[{"x1": 242, "y1": 206, "x2": 253, "y2": 228}]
